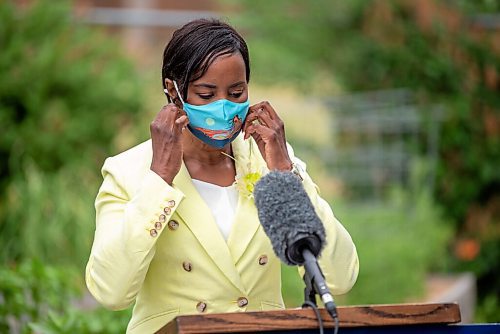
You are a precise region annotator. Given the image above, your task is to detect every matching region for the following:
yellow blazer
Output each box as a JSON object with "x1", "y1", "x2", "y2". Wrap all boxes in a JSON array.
[{"x1": 85, "y1": 135, "x2": 359, "y2": 334}]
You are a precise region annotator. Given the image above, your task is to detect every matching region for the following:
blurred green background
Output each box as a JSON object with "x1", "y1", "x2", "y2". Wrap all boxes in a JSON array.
[{"x1": 0, "y1": 0, "x2": 498, "y2": 332}]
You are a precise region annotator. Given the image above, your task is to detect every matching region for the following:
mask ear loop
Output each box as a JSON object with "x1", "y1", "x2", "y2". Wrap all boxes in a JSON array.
[
  {"x1": 172, "y1": 81, "x2": 186, "y2": 106},
  {"x1": 163, "y1": 80, "x2": 185, "y2": 107}
]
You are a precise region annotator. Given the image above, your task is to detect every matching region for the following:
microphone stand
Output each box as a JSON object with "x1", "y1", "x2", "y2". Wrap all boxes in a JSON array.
[
  {"x1": 300, "y1": 249, "x2": 339, "y2": 334},
  {"x1": 303, "y1": 270, "x2": 317, "y2": 307},
  {"x1": 302, "y1": 271, "x2": 325, "y2": 334}
]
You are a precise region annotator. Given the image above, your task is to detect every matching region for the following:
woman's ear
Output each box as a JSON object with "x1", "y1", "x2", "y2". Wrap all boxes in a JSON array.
[
  {"x1": 164, "y1": 79, "x2": 177, "y2": 100},
  {"x1": 164, "y1": 78, "x2": 184, "y2": 109}
]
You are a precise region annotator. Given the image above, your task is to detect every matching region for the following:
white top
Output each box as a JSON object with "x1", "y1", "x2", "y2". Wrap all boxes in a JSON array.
[{"x1": 191, "y1": 179, "x2": 238, "y2": 241}]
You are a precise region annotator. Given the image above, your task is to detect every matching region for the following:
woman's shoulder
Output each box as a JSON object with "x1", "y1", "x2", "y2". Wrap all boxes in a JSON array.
[
  {"x1": 107, "y1": 139, "x2": 152, "y2": 162},
  {"x1": 101, "y1": 139, "x2": 153, "y2": 177}
]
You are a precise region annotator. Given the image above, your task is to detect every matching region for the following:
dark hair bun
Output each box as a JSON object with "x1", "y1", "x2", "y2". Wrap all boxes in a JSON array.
[{"x1": 161, "y1": 19, "x2": 250, "y2": 102}]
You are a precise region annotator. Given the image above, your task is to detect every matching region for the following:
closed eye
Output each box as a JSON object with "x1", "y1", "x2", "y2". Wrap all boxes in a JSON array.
[
  {"x1": 198, "y1": 94, "x2": 214, "y2": 100},
  {"x1": 230, "y1": 92, "x2": 243, "y2": 98}
]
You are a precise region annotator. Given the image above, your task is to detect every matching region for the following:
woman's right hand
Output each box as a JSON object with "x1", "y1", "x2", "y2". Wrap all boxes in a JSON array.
[{"x1": 150, "y1": 104, "x2": 189, "y2": 185}]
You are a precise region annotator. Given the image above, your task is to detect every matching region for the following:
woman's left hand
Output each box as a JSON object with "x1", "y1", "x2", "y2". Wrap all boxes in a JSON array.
[{"x1": 243, "y1": 101, "x2": 293, "y2": 171}]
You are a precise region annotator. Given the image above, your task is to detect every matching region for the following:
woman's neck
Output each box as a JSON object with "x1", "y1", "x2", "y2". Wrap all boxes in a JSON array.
[
  {"x1": 180, "y1": 130, "x2": 236, "y2": 186},
  {"x1": 181, "y1": 130, "x2": 232, "y2": 165}
]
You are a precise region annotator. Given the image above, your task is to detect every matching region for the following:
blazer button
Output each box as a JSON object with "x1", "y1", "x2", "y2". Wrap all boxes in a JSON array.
[
  {"x1": 163, "y1": 207, "x2": 172, "y2": 215},
  {"x1": 196, "y1": 302, "x2": 207, "y2": 313},
  {"x1": 168, "y1": 220, "x2": 179, "y2": 230},
  {"x1": 154, "y1": 222, "x2": 162, "y2": 230},
  {"x1": 158, "y1": 214, "x2": 166, "y2": 223},
  {"x1": 237, "y1": 297, "x2": 248, "y2": 308},
  {"x1": 149, "y1": 229, "x2": 158, "y2": 237},
  {"x1": 258, "y1": 255, "x2": 268, "y2": 265},
  {"x1": 182, "y1": 261, "x2": 192, "y2": 272},
  {"x1": 168, "y1": 200, "x2": 176, "y2": 208}
]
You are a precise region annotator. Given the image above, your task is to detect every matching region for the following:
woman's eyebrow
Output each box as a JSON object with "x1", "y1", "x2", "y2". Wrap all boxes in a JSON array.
[
  {"x1": 193, "y1": 81, "x2": 246, "y2": 89},
  {"x1": 229, "y1": 81, "x2": 246, "y2": 88},
  {"x1": 193, "y1": 83, "x2": 217, "y2": 88}
]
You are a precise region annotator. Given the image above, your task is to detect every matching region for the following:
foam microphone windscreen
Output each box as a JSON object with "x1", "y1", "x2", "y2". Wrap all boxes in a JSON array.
[{"x1": 254, "y1": 171, "x2": 326, "y2": 265}]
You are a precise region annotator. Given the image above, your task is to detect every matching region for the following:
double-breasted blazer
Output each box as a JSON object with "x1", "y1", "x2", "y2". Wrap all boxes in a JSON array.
[{"x1": 85, "y1": 134, "x2": 359, "y2": 333}]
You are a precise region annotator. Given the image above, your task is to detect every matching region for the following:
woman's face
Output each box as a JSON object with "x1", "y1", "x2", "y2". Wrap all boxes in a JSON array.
[{"x1": 186, "y1": 52, "x2": 248, "y2": 106}]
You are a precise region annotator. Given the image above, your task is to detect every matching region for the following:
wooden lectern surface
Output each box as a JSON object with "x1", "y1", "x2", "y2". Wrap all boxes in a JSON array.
[{"x1": 158, "y1": 302, "x2": 461, "y2": 334}]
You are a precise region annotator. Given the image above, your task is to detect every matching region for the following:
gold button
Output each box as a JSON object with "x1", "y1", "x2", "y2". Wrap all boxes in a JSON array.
[
  {"x1": 237, "y1": 297, "x2": 248, "y2": 308},
  {"x1": 167, "y1": 220, "x2": 179, "y2": 230},
  {"x1": 196, "y1": 301, "x2": 207, "y2": 313},
  {"x1": 150, "y1": 229, "x2": 158, "y2": 237},
  {"x1": 168, "y1": 200, "x2": 176, "y2": 208},
  {"x1": 163, "y1": 207, "x2": 171, "y2": 215},
  {"x1": 158, "y1": 214, "x2": 166, "y2": 223},
  {"x1": 258, "y1": 255, "x2": 268, "y2": 265},
  {"x1": 154, "y1": 222, "x2": 162, "y2": 230},
  {"x1": 182, "y1": 261, "x2": 192, "y2": 272}
]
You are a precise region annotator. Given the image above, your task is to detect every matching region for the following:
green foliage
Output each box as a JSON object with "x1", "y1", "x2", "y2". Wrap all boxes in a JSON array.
[
  {"x1": 0, "y1": 162, "x2": 97, "y2": 268},
  {"x1": 455, "y1": 0, "x2": 500, "y2": 13},
  {"x1": 0, "y1": 0, "x2": 144, "y2": 265},
  {"x1": 475, "y1": 293, "x2": 500, "y2": 323},
  {"x1": 0, "y1": 0, "x2": 142, "y2": 191},
  {"x1": 0, "y1": 2, "x2": 145, "y2": 328},
  {"x1": 0, "y1": 259, "x2": 79, "y2": 333},
  {"x1": 28, "y1": 308, "x2": 131, "y2": 334},
  {"x1": 0, "y1": 259, "x2": 130, "y2": 333}
]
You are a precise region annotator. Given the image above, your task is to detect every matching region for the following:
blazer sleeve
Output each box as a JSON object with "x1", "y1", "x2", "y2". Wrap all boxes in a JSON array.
[
  {"x1": 85, "y1": 157, "x2": 185, "y2": 310},
  {"x1": 288, "y1": 144, "x2": 359, "y2": 295}
]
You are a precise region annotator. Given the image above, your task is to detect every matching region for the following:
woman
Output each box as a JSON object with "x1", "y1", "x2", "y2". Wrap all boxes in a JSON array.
[{"x1": 85, "y1": 19, "x2": 359, "y2": 333}]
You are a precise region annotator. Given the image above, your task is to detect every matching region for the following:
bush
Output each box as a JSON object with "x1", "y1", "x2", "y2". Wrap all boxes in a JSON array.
[
  {"x1": 0, "y1": 259, "x2": 79, "y2": 333},
  {"x1": 0, "y1": 162, "x2": 97, "y2": 267},
  {"x1": 0, "y1": 259, "x2": 131, "y2": 333},
  {"x1": 0, "y1": 0, "x2": 144, "y2": 265},
  {"x1": 0, "y1": 3, "x2": 145, "y2": 328},
  {"x1": 28, "y1": 308, "x2": 131, "y2": 334}
]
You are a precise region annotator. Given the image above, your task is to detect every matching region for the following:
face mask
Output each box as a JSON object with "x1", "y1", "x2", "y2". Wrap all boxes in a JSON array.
[{"x1": 169, "y1": 81, "x2": 249, "y2": 149}]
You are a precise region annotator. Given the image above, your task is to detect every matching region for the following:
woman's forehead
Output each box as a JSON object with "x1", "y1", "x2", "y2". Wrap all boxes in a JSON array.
[{"x1": 193, "y1": 53, "x2": 247, "y2": 87}]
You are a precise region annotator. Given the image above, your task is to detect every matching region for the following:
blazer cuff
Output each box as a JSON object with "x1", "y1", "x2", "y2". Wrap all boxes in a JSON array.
[{"x1": 123, "y1": 169, "x2": 185, "y2": 252}]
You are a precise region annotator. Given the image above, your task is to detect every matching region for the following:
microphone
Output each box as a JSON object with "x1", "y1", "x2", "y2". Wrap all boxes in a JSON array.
[{"x1": 254, "y1": 170, "x2": 337, "y2": 319}]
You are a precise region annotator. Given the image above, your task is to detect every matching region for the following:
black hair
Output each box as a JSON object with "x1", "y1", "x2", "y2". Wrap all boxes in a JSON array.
[{"x1": 162, "y1": 19, "x2": 250, "y2": 103}]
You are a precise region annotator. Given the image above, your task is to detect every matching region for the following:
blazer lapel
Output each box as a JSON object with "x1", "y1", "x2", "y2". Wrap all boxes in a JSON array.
[
  {"x1": 227, "y1": 136, "x2": 268, "y2": 265},
  {"x1": 172, "y1": 162, "x2": 246, "y2": 293}
]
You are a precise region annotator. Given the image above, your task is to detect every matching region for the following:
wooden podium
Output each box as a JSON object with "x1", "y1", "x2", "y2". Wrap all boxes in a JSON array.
[{"x1": 156, "y1": 302, "x2": 498, "y2": 334}]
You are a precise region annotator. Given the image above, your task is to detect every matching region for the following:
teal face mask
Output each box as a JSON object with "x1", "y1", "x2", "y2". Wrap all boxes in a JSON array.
[{"x1": 170, "y1": 81, "x2": 249, "y2": 149}]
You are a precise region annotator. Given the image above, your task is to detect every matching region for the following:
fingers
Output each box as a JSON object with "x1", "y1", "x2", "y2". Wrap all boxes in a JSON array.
[
  {"x1": 243, "y1": 110, "x2": 271, "y2": 139},
  {"x1": 244, "y1": 100, "x2": 284, "y2": 139},
  {"x1": 244, "y1": 126, "x2": 266, "y2": 158},
  {"x1": 249, "y1": 101, "x2": 278, "y2": 120},
  {"x1": 245, "y1": 123, "x2": 275, "y2": 141},
  {"x1": 154, "y1": 104, "x2": 179, "y2": 126},
  {"x1": 158, "y1": 104, "x2": 187, "y2": 123},
  {"x1": 174, "y1": 115, "x2": 189, "y2": 132},
  {"x1": 244, "y1": 101, "x2": 291, "y2": 170},
  {"x1": 174, "y1": 114, "x2": 189, "y2": 126},
  {"x1": 256, "y1": 108, "x2": 273, "y2": 127},
  {"x1": 151, "y1": 103, "x2": 188, "y2": 138},
  {"x1": 150, "y1": 104, "x2": 185, "y2": 185},
  {"x1": 246, "y1": 101, "x2": 281, "y2": 128}
]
